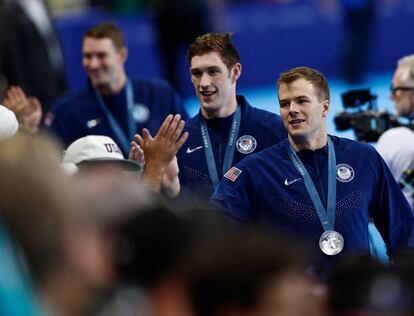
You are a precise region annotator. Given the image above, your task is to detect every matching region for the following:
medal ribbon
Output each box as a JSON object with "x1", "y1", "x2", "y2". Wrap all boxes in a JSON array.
[
  {"x1": 94, "y1": 79, "x2": 136, "y2": 154},
  {"x1": 288, "y1": 136, "x2": 337, "y2": 232},
  {"x1": 201, "y1": 106, "x2": 241, "y2": 189}
]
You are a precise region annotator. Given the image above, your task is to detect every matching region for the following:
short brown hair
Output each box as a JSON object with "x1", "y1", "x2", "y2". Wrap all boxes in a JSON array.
[
  {"x1": 83, "y1": 21, "x2": 126, "y2": 50},
  {"x1": 278, "y1": 66, "x2": 330, "y2": 102},
  {"x1": 187, "y1": 33, "x2": 240, "y2": 69}
]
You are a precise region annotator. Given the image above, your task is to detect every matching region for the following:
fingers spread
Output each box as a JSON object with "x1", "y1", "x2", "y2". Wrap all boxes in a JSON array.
[
  {"x1": 142, "y1": 128, "x2": 154, "y2": 143},
  {"x1": 175, "y1": 131, "x2": 189, "y2": 150},
  {"x1": 157, "y1": 114, "x2": 174, "y2": 138}
]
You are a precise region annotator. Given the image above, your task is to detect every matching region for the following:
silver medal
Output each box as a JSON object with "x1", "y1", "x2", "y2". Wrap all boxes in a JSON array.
[{"x1": 319, "y1": 230, "x2": 344, "y2": 256}]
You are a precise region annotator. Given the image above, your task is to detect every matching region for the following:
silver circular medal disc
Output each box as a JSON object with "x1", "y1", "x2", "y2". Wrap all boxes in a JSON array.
[{"x1": 319, "y1": 230, "x2": 344, "y2": 256}]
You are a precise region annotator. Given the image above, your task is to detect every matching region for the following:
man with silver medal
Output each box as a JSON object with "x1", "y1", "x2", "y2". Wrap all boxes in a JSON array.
[{"x1": 212, "y1": 67, "x2": 414, "y2": 266}]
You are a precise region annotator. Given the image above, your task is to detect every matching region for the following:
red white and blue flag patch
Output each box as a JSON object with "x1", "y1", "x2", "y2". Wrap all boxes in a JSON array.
[{"x1": 224, "y1": 167, "x2": 242, "y2": 182}]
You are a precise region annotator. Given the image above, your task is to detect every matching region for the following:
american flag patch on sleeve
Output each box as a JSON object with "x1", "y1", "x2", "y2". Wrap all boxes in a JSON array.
[{"x1": 224, "y1": 167, "x2": 242, "y2": 182}]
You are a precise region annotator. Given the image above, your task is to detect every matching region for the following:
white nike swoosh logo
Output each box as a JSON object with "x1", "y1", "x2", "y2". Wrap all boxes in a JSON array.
[
  {"x1": 186, "y1": 146, "x2": 204, "y2": 154},
  {"x1": 284, "y1": 178, "x2": 302, "y2": 186}
]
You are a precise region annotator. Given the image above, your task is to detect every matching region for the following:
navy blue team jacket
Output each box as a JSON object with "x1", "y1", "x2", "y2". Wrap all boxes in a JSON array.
[
  {"x1": 177, "y1": 95, "x2": 287, "y2": 205},
  {"x1": 45, "y1": 78, "x2": 188, "y2": 156},
  {"x1": 212, "y1": 136, "x2": 414, "y2": 265}
]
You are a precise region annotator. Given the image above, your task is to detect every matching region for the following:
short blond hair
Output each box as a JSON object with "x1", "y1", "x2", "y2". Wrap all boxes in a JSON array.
[{"x1": 278, "y1": 66, "x2": 330, "y2": 102}]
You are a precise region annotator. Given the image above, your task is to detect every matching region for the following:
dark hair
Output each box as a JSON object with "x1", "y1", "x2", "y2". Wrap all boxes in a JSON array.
[
  {"x1": 177, "y1": 232, "x2": 307, "y2": 316},
  {"x1": 278, "y1": 66, "x2": 330, "y2": 102},
  {"x1": 187, "y1": 33, "x2": 240, "y2": 69},
  {"x1": 83, "y1": 21, "x2": 125, "y2": 50}
]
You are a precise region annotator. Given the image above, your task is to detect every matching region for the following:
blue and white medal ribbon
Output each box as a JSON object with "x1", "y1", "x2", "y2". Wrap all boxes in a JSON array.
[
  {"x1": 288, "y1": 136, "x2": 344, "y2": 255},
  {"x1": 94, "y1": 79, "x2": 136, "y2": 154}
]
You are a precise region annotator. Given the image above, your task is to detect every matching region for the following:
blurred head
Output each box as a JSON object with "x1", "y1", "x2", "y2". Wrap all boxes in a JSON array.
[
  {"x1": 329, "y1": 254, "x2": 414, "y2": 316},
  {"x1": 175, "y1": 232, "x2": 325, "y2": 316},
  {"x1": 0, "y1": 133, "x2": 129, "y2": 316},
  {"x1": 187, "y1": 33, "x2": 241, "y2": 118},
  {"x1": 0, "y1": 133, "x2": 70, "y2": 280},
  {"x1": 82, "y1": 22, "x2": 128, "y2": 94},
  {"x1": 391, "y1": 55, "x2": 414, "y2": 117},
  {"x1": 277, "y1": 67, "x2": 330, "y2": 147}
]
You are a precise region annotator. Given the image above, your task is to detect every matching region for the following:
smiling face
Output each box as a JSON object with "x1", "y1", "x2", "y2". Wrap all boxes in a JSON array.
[
  {"x1": 278, "y1": 78, "x2": 329, "y2": 150},
  {"x1": 82, "y1": 37, "x2": 127, "y2": 94},
  {"x1": 190, "y1": 52, "x2": 241, "y2": 119}
]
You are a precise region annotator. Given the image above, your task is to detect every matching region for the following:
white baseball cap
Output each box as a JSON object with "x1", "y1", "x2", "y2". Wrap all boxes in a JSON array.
[
  {"x1": 63, "y1": 135, "x2": 140, "y2": 171},
  {"x1": 0, "y1": 105, "x2": 19, "y2": 139}
]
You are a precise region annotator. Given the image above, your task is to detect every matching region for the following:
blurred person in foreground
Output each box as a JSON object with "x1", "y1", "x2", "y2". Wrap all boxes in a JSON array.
[
  {"x1": 212, "y1": 66, "x2": 414, "y2": 280},
  {"x1": 0, "y1": 107, "x2": 37, "y2": 316},
  {"x1": 166, "y1": 232, "x2": 328, "y2": 316},
  {"x1": 0, "y1": 133, "x2": 168, "y2": 316},
  {"x1": 0, "y1": 132, "x2": 131, "y2": 316},
  {"x1": 329, "y1": 254, "x2": 414, "y2": 316},
  {"x1": 376, "y1": 54, "x2": 414, "y2": 209},
  {"x1": 44, "y1": 21, "x2": 188, "y2": 156}
]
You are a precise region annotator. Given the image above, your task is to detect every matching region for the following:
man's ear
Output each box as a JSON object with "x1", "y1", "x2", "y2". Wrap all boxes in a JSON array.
[
  {"x1": 322, "y1": 100, "x2": 330, "y2": 118},
  {"x1": 231, "y1": 63, "x2": 242, "y2": 83},
  {"x1": 119, "y1": 47, "x2": 128, "y2": 64}
]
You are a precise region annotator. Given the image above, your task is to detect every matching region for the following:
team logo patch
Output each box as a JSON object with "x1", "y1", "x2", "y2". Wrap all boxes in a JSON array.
[
  {"x1": 336, "y1": 164, "x2": 354, "y2": 182},
  {"x1": 236, "y1": 135, "x2": 257, "y2": 154},
  {"x1": 132, "y1": 103, "x2": 150, "y2": 123},
  {"x1": 224, "y1": 167, "x2": 242, "y2": 182}
]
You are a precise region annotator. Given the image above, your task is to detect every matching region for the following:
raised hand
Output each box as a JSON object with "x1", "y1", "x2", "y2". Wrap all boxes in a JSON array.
[
  {"x1": 3, "y1": 86, "x2": 42, "y2": 133},
  {"x1": 21, "y1": 97, "x2": 42, "y2": 133},
  {"x1": 134, "y1": 114, "x2": 188, "y2": 195},
  {"x1": 128, "y1": 141, "x2": 145, "y2": 169},
  {"x1": 135, "y1": 114, "x2": 188, "y2": 165}
]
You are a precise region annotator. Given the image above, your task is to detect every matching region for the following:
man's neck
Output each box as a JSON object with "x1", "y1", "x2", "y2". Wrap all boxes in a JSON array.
[
  {"x1": 96, "y1": 74, "x2": 127, "y2": 96},
  {"x1": 201, "y1": 98, "x2": 237, "y2": 119},
  {"x1": 289, "y1": 133, "x2": 328, "y2": 152}
]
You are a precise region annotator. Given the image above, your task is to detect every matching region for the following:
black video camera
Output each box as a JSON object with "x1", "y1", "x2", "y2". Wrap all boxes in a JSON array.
[{"x1": 334, "y1": 89, "x2": 400, "y2": 142}]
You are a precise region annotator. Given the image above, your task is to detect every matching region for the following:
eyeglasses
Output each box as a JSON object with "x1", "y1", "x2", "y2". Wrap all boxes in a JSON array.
[{"x1": 390, "y1": 85, "x2": 414, "y2": 95}]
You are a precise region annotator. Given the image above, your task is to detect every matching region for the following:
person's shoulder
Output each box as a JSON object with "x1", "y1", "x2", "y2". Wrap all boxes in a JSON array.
[
  {"x1": 239, "y1": 96, "x2": 279, "y2": 119},
  {"x1": 249, "y1": 106, "x2": 281, "y2": 121},
  {"x1": 131, "y1": 77, "x2": 175, "y2": 92},
  {"x1": 239, "y1": 97, "x2": 284, "y2": 128},
  {"x1": 237, "y1": 140, "x2": 287, "y2": 168},
  {"x1": 184, "y1": 113, "x2": 201, "y2": 128},
  {"x1": 378, "y1": 126, "x2": 414, "y2": 142},
  {"x1": 50, "y1": 89, "x2": 91, "y2": 113},
  {"x1": 244, "y1": 107, "x2": 283, "y2": 131},
  {"x1": 333, "y1": 135, "x2": 378, "y2": 157}
]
